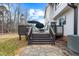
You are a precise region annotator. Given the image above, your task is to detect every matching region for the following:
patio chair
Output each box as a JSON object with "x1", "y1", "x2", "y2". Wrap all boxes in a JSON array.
[{"x1": 18, "y1": 25, "x2": 32, "y2": 40}]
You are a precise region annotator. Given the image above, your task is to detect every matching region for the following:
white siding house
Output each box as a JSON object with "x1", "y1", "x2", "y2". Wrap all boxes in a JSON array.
[
  {"x1": 78, "y1": 5, "x2": 79, "y2": 35},
  {"x1": 44, "y1": 3, "x2": 79, "y2": 36}
]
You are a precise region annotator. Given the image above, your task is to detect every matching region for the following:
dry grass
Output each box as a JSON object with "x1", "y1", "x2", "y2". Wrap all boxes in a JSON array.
[
  {"x1": 0, "y1": 34, "x2": 28, "y2": 56},
  {"x1": 0, "y1": 33, "x2": 19, "y2": 42}
]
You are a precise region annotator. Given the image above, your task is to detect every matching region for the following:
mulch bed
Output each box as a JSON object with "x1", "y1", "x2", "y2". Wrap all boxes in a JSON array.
[{"x1": 55, "y1": 36, "x2": 68, "y2": 48}]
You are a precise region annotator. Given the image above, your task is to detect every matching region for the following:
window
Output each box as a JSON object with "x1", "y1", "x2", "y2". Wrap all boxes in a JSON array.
[{"x1": 59, "y1": 16, "x2": 66, "y2": 26}]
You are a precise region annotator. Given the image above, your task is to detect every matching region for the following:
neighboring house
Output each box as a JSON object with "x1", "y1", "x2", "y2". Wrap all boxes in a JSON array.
[{"x1": 44, "y1": 3, "x2": 79, "y2": 36}]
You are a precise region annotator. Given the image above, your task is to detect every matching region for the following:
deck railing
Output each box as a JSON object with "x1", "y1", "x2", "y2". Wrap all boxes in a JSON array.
[
  {"x1": 49, "y1": 27, "x2": 56, "y2": 45},
  {"x1": 18, "y1": 25, "x2": 32, "y2": 40},
  {"x1": 50, "y1": 22, "x2": 64, "y2": 37},
  {"x1": 56, "y1": 25, "x2": 64, "y2": 36}
]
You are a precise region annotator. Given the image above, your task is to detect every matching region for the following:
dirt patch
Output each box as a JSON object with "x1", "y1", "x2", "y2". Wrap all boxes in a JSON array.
[
  {"x1": 15, "y1": 36, "x2": 69, "y2": 56},
  {"x1": 55, "y1": 36, "x2": 77, "y2": 56},
  {"x1": 55, "y1": 36, "x2": 68, "y2": 49}
]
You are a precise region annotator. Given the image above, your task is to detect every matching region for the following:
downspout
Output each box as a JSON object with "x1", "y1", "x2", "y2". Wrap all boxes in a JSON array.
[{"x1": 68, "y1": 3, "x2": 78, "y2": 35}]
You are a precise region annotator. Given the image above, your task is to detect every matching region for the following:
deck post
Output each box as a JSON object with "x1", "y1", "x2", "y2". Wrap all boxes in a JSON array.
[
  {"x1": 19, "y1": 35, "x2": 21, "y2": 40},
  {"x1": 25, "y1": 35, "x2": 28, "y2": 41},
  {"x1": 53, "y1": 35, "x2": 55, "y2": 45}
]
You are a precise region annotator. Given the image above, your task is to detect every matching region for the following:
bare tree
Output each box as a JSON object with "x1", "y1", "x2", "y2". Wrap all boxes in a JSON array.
[
  {"x1": 17, "y1": 4, "x2": 21, "y2": 25},
  {"x1": 5, "y1": 3, "x2": 12, "y2": 33},
  {"x1": 13, "y1": 3, "x2": 22, "y2": 32},
  {"x1": 21, "y1": 8, "x2": 29, "y2": 25},
  {"x1": 0, "y1": 3, "x2": 29, "y2": 33},
  {"x1": 0, "y1": 3, "x2": 5, "y2": 34}
]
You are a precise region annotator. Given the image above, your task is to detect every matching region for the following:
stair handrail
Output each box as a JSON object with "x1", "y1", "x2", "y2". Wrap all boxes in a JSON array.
[
  {"x1": 49, "y1": 27, "x2": 56, "y2": 45},
  {"x1": 28, "y1": 27, "x2": 32, "y2": 40},
  {"x1": 49, "y1": 27, "x2": 55, "y2": 35}
]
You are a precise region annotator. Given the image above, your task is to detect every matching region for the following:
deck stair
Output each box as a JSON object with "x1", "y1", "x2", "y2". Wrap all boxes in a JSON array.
[
  {"x1": 28, "y1": 33, "x2": 52, "y2": 44},
  {"x1": 28, "y1": 27, "x2": 55, "y2": 45}
]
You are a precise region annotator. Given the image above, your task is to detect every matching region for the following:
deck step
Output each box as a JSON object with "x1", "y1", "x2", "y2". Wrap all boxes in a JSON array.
[
  {"x1": 30, "y1": 37, "x2": 52, "y2": 40},
  {"x1": 29, "y1": 42, "x2": 51, "y2": 45},
  {"x1": 31, "y1": 40, "x2": 51, "y2": 42},
  {"x1": 32, "y1": 34, "x2": 50, "y2": 38},
  {"x1": 28, "y1": 33, "x2": 54, "y2": 45}
]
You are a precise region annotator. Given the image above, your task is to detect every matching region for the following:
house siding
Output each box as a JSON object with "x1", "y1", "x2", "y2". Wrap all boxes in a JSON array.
[
  {"x1": 78, "y1": 5, "x2": 79, "y2": 35},
  {"x1": 63, "y1": 9, "x2": 74, "y2": 35},
  {"x1": 45, "y1": 5, "x2": 55, "y2": 25},
  {"x1": 56, "y1": 8, "x2": 74, "y2": 35},
  {"x1": 45, "y1": 3, "x2": 79, "y2": 36},
  {"x1": 53, "y1": 3, "x2": 70, "y2": 20}
]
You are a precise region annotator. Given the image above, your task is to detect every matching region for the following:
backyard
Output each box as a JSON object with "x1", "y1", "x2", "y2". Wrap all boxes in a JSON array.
[
  {"x1": 0, "y1": 33, "x2": 79, "y2": 56},
  {"x1": 0, "y1": 3, "x2": 79, "y2": 56},
  {"x1": 0, "y1": 34, "x2": 28, "y2": 56}
]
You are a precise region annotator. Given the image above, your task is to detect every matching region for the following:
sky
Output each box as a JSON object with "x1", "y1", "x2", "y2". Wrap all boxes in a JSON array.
[
  {"x1": 21, "y1": 3, "x2": 47, "y2": 24},
  {"x1": 10, "y1": 3, "x2": 47, "y2": 24}
]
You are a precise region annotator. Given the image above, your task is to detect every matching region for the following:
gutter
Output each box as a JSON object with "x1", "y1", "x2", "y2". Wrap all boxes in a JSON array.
[{"x1": 68, "y1": 3, "x2": 78, "y2": 35}]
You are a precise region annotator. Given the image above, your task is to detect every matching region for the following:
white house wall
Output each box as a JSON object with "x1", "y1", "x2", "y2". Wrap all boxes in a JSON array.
[
  {"x1": 53, "y1": 3, "x2": 70, "y2": 20},
  {"x1": 49, "y1": 5, "x2": 55, "y2": 19},
  {"x1": 45, "y1": 3, "x2": 79, "y2": 35},
  {"x1": 64, "y1": 8, "x2": 74, "y2": 35},
  {"x1": 45, "y1": 5, "x2": 54, "y2": 25},
  {"x1": 56, "y1": 8, "x2": 74, "y2": 35},
  {"x1": 45, "y1": 6, "x2": 50, "y2": 19},
  {"x1": 78, "y1": 5, "x2": 79, "y2": 35}
]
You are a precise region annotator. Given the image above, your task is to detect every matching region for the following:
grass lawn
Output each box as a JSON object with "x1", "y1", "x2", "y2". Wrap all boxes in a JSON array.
[{"x1": 0, "y1": 34, "x2": 28, "y2": 56}]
